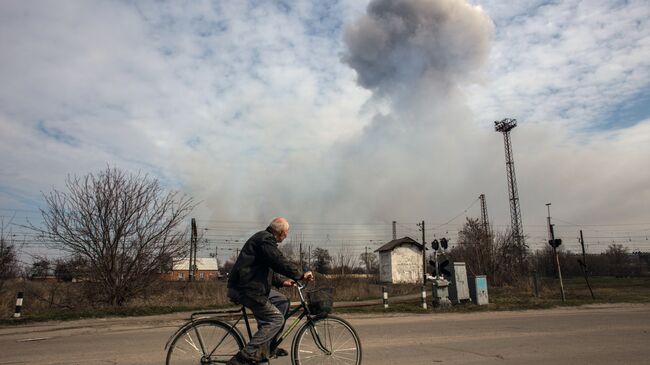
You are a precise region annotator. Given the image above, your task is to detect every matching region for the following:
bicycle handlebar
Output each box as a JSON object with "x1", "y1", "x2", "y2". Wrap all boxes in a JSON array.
[{"x1": 294, "y1": 279, "x2": 311, "y2": 290}]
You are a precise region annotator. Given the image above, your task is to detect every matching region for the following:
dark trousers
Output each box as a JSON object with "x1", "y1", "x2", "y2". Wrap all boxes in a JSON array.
[{"x1": 228, "y1": 288, "x2": 289, "y2": 361}]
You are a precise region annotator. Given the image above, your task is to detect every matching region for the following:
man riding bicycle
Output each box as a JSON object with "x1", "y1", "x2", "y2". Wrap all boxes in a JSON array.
[{"x1": 227, "y1": 217, "x2": 313, "y2": 365}]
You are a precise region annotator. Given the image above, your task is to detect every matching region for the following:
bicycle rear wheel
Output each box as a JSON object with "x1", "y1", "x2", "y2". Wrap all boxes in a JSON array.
[
  {"x1": 292, "y1": 315, "x2": 362, "y2": 365},
  {"x1": 166, "y1": 319, "x2": 244, "y2": 365}
]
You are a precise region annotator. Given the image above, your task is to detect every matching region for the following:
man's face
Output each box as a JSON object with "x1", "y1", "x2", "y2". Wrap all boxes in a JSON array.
[{"x1": 278, "y1": 228, "x2": 289, "y2": 243}]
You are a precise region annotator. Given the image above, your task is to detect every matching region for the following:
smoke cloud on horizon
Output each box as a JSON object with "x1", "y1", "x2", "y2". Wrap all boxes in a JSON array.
[
  {"x1": 191, "y1": 0, "x2": 499, "y2": 227},
  {"x1": 3, "y1": 0, "x2": 649, "y2": 257}
]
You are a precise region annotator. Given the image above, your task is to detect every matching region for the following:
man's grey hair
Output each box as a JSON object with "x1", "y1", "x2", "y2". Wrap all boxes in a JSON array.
[{"x1": 269, "y1": 217, "x2": 289, "y2": 234}]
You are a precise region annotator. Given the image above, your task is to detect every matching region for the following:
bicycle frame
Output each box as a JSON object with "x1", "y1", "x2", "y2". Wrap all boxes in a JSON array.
[{"x1": 165, "y1": 283, "x2": 333, "y2": 360}]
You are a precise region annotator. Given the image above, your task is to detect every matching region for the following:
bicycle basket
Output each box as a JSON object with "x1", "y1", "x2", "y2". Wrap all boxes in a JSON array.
[{"x1": 307, "y1": 287, "x2": 334, "y2": 316}]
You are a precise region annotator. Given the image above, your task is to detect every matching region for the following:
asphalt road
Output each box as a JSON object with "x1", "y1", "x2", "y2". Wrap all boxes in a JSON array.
[{"x1": 1, "y1": 303, "x2": 649, "y2": 364}]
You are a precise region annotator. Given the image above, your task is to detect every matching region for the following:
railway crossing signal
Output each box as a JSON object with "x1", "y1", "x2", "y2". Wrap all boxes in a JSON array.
[
  {"x1": 440, "y1": 237, "x2": 448, "y2": 250},
  {"x1": 438, "y1": 259, "x2": 451, "y2": 277},
  {"x1": 430, "y1": 238, "x2": 451, "y2": 278}
]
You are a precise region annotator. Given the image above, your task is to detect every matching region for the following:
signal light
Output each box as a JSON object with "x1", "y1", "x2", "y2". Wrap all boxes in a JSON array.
[
  {"x1": 440, "y1": 238, "x2": 448, "y2": 250},
  {"x1": 432, "y1": 239, "x2": 439, "y2": 251},
  {"x1": 548, "y1": 238, "x2": 562, "y2": 248},
  {"x1": 439, "y1": 260, "x2": 451, "y2": 277}
]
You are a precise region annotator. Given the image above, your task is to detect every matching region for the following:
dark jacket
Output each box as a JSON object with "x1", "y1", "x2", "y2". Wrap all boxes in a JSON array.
[{"x1": 228, "y1": 227, "x2": 303, "y2": 301}]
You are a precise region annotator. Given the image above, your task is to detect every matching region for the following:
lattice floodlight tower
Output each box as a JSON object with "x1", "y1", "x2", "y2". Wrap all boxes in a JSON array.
[
  {"x1": 479, "y1": 193, "x2": 490, "y2": 236},
  {"x1": 494, "y1": 118, "x2": 525, "y2": 256}
]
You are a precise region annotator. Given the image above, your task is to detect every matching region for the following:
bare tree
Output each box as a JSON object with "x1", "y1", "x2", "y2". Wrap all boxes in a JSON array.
[
  {"x1": 312, "y1": 247, "x2": 331, "y2": 274},
  {"x1": 358, "y1": 251, "x2": 378, "y2": 274},
  {"x1": 450, "y1": 218, "x2": 530, "y2": 285},
  {"x1": 54, "y1": 255, "x2": 88, "y2": 282},
  {"x1": 604, "y1": 244, "x2": 631, "y2": 277},
  {"x1": 1, "y1": 218, "x2": 21, "y2": 293},
  {"x1": 280, "y1": 241, "x2": 298, "y2": 263},
  {"x1": 332, "y1": 243, "x2": 357, "y2": 276},
  {"x1": 451, "y1": 218, "x2": 497, "y2": 276},
  {"x1": 33, "y1": 166, "x2": 195, "y2": 305},
  {"x1": 221, "y1": 253, "x2": 238, "y2": 278},
  {"x1": 30, "y1": 258, "x2": 52, "y2": 278}
]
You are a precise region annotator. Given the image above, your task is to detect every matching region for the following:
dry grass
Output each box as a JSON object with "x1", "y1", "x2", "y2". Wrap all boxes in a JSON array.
[
  {"x1": 2, "y1": 276, "x2": 648, "y2": 323},
  {"x1": 338, "y1": 276, "x2": 650, "y2": 314},
  {"x1": 0, "y1": 275, "x2": 419, "y2": 321}
]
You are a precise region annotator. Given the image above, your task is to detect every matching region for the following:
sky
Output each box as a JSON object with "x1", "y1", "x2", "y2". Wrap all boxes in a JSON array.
[{"x1": 1, "y1": 0, "x2": 649, "y2": 260}]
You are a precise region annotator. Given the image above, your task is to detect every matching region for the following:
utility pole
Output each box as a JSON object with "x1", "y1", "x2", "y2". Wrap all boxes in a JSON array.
[
  {"x1": 365, "y1": 246, "x2": 370, "y2": 274},
  {"x1": 193, "y1": 220, "x2": 198, "y2": 280},
  {"x1": 308, "y1": 245, "x2": 311, "y2": 270},
  {"x1": 299, "y1": 242, "x2": 303, "y2": 271},
  {"x1": 189, "y1": 218, "x2": 197, "y2": 282},
  {"x1": 579, "y1": 230, "x2": 595, "y2": 299},
  {"x1": 495, "y1": 118, "x2": 526, "y2": 270},
  {"x1": 417, "y1": 221, "x2": 426, "y2": 283},
  {"x1": 214, "y1": 244, "x2": 219, "y2": 270},
  {"x1": 546, "y1": 204, "x2": 565, "y2": 302},
  {"x1": 417, "y1": 221, "x2": 428, "y2": 309},
  {"x1": 392, "y1": 221, "x2": 397, "y2": 240},
  {"x1": 188, "y1": 237, "x2": 193, "y2": 282}
]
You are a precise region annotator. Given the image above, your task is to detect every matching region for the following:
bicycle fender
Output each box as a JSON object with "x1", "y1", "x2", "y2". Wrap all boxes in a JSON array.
[
  {"x1": 290, "y1": 317, "x2": 328, "y2": 356},
  {"x1": 164, "y1": 320, "x2": 194, "y2": 350}
]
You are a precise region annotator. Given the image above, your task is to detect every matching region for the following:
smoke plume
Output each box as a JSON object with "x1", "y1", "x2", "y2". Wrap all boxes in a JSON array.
[
  {"x1": 310, "y1": 0, "x2": 496, "y2": 221},
  {"x1": 193, "y1": 0, "x2": 498, "y2": 225},
  {"x1": 342, "y1": 0, "x2": 492, "y2": 99}
]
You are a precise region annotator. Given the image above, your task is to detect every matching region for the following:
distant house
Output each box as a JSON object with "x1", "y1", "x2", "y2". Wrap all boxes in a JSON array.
[
  {"x1": 30, "y1": 274, "x2": 58, "y2": 283},
  {"x1": 162, "y1": 257, "x2": 220, "y2": 281},
  {"x1": 375, "y1": 237, "x2": 423, "y2": 284}
]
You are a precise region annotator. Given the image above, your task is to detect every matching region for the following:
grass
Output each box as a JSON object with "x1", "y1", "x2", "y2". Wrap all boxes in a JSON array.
[
  {"x1": 1, "y1": 276, "x2": 649, "y2": 325},
  {"x1": 337, "y1": 276, "x2": 650, "y2": 314},
  {"x1": 0, "y1": 303, "x2": 240, "y2": 326}
]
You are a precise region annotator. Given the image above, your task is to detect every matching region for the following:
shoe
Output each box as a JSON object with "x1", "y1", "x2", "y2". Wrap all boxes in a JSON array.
[{"x1": 272, "y1": 347, "x2": 289, "y2": 358}]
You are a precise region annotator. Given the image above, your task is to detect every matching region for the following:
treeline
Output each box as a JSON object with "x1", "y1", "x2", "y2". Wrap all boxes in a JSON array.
[
  {"x1": 3, "y1": 166, "x2": 648, "y2": 309},
  {"x1": 530, "y1": 245, "x2": 650, "y2": 278},
  {"x1": 449, "y1": 218, "x2": 650, "y2": 286},
  {"x1": 222, "y1": 243, "x2": 380, "y2": 277}
]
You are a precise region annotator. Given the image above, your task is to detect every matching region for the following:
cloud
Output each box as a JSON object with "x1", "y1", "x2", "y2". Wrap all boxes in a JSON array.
[
  {"x1": 465, "y1": 0, "x2": 650, "y2": 129},
  {"x1": 1, "y1": 0, "x2": 649, "y2": 257}
]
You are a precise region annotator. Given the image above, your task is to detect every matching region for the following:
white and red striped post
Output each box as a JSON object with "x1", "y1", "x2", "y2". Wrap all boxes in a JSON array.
[
  {"x1": 421, "y1": 285, "x2": 427, "y2": 309},
  {"x1": 14, "y1": 291, "x2": 24, "y2": 318}
]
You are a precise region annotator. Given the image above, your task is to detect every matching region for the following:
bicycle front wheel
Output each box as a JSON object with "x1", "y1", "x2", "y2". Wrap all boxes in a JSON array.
[
  {"x1": 292, "y1": 315, "x2": 362, "y2": 365},
  {"x1": 166, "y1": 319, "x2": 244, "y2": 365}
]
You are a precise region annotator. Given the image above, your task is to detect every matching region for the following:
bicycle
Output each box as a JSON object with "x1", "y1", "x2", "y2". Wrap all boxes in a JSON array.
[{"x1": 164, "y1": 282, "x2": 362, "y2": 364}]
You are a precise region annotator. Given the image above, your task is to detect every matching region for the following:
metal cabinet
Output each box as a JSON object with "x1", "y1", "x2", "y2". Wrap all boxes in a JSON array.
[
  {"x1": 448, "y1": 262, "x2": 470, "y2": 303},
  {"x1": 469, "y1": 275, "x2": 489, "y2": 305}
]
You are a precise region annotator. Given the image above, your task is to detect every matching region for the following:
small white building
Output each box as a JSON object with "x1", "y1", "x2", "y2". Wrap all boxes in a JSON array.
[
  {"x1": 375, "y1": 237, "x2": 424, "y2": 284},
  {"x1": 164, "y1": 257, "x2": 220, "y2": 281}
]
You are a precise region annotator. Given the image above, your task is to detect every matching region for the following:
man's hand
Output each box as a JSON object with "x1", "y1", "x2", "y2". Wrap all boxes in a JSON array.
[
  {"x1": 282, "y1": 279, "x2": 296, "y2": 287},
  {"x1": 302, "y1": 271, "x2": 314, "y2": 281}
]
